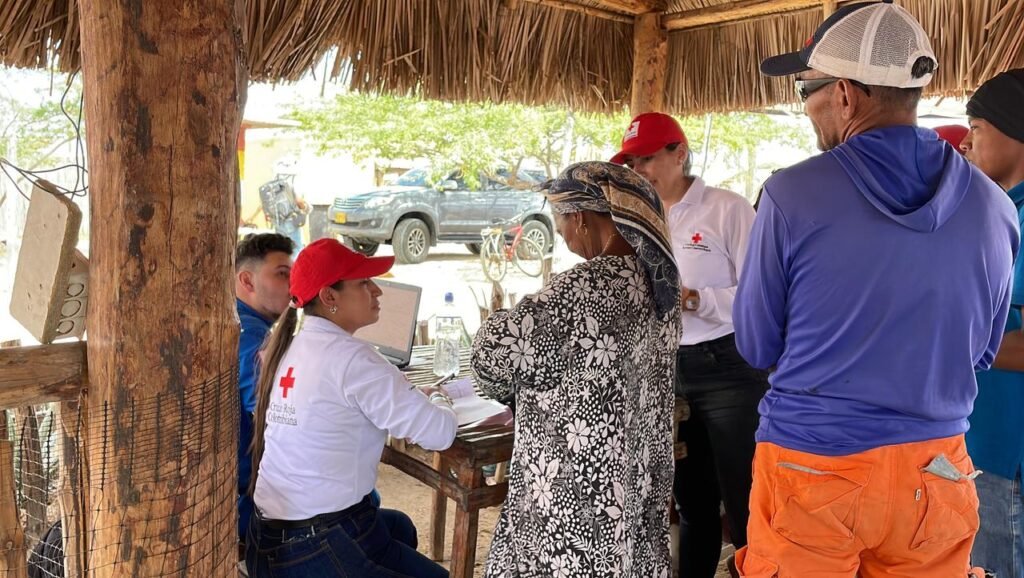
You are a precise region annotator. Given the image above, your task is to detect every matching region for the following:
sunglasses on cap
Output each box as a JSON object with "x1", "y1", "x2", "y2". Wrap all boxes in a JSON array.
[{"x1": 795, "y1": 77, "x2": 872, "y2": 102}]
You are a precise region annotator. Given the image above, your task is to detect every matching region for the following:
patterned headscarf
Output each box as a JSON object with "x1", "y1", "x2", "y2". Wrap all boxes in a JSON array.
[{"x1": 541, "y1": 161, "x2": 680, "y2": 318}]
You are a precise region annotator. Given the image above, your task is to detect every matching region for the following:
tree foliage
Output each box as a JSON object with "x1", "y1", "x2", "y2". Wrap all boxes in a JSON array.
[
  {"x1": 287, "y1": 92, "x2": 814, "y2": 194},
  {"x1": 0, "y1": 73, "x2": 83, "y2": 171}
]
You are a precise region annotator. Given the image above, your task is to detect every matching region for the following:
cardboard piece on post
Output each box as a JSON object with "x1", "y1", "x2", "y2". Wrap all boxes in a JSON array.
[{"x1": 10, "y1": 181, "x2": 88, "y2": 343}]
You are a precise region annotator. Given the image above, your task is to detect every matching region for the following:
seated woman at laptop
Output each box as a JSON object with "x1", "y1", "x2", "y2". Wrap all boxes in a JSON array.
[
  {"x1": 246, "y1": 238, "x2": 457, "y2": 578},
  {"x1": 471, "y1": 162, "x2": 682, "y2": 578}
]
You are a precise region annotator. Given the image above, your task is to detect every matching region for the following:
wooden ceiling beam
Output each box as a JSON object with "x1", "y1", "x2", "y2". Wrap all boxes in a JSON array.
[
  {"x1": 522, "y1": 0, "x2": 635, "y2": 23},
  {"x1": 664, "y1": 0, "x2": 845, "y2": 31},
  {"x1": 591, "y1": 0, "x2": 668, "y2": 15},
  {"x1": 0, "y1": 342, "x2": 87, "y2": 408}
]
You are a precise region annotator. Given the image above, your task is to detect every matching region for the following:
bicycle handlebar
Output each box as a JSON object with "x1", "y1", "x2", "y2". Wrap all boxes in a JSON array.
[{"x1": 488, "y1": 211, "x2": 533, "y2": 227}]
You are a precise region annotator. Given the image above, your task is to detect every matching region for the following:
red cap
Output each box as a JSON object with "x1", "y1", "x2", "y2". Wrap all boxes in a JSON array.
[
  {"x1": 610, "y1": 112, "x2": 689, "y2": 165},
  {"x1": 289, "y1": 239, "x2": 395, "y2": 307},
  {"x1": 934, "y1": 125, "x2": 969, "y2": 153}
]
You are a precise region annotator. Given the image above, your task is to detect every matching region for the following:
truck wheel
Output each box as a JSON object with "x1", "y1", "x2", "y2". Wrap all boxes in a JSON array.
[
  {"x1": 393, "y1": 218, "x2": 430, "y2": 264},
  {"x1": 342, "y1": 237, "x2": 380, "y2": 257},
  {"x1": 465, "y1": 243, "x2": 482, "y2": 255},
  {"x1": 521, "y1": 220, "x2": 553, "y2": 254}
]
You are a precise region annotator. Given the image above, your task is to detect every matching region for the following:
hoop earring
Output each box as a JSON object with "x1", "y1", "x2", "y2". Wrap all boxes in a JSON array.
[{"x1": 329, "y1": 305, "x2": 338, "y2": 315}]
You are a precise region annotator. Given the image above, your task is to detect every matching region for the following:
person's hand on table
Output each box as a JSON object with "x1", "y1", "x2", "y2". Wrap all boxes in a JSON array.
[{"x1": 419, "y1": 385, "x2": 453, "y2": 406}]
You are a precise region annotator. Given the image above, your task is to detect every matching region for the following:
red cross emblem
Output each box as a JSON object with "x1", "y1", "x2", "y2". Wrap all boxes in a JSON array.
[
  {"x1": 279, "y1": 367, "x2": 296, "y2": 399},
  {"x1": 691, "y1": 232, "x2": 702, "y2": 244}
]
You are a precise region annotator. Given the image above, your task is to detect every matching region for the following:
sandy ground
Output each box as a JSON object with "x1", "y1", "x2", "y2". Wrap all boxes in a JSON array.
[{"x1": 376, "y1": 463, "x2": 735, "y2": 578}]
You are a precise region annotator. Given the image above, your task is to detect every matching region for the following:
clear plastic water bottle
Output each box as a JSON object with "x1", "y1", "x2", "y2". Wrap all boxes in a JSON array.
[{"x1": 433, "y1": 292, "x2": 463, "y2": 377}]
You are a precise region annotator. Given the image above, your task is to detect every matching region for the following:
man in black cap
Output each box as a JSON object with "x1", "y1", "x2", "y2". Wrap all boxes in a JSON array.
[{"x1": 962, "y1": 68, "x2": 1024, "y2": 578}]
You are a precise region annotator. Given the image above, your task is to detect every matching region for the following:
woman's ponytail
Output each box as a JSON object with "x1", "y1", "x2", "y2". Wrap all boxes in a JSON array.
[{"x1": 248, "y1": 306, "x2": 299, "y2": 496}]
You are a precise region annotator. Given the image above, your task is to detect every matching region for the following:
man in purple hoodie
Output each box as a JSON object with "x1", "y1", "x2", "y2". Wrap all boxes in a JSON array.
[{"x1": 733, "y1": 2, "x2": 1019, "y2": 576}]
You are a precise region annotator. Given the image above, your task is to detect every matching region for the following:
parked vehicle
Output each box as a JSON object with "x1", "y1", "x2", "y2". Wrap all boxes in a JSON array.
[{"x1": 327, "y1": 167, "x2": 554, "y2": 264}]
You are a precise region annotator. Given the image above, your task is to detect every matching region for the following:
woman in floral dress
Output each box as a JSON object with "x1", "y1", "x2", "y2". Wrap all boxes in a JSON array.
[{"x1": 471, "y1": 161, "x2": 682, "y2": 578}]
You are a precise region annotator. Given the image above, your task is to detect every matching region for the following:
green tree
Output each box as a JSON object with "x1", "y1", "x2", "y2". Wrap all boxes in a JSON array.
[
  {"x1": 693, "y1": 113, "x2": 813, "y2": 198},
  {"x1": 288, "y1": 94, "x2": 630, "y2": 186},
  {"x1": 287, "y1": 92, "x2": 813, "y2": 196},
  {"x1": 0, "y1": 76, "x2": 83, "y2": 171},
  {"x1": 0, "y1": 72, "x2": 85, "y2": 214}
]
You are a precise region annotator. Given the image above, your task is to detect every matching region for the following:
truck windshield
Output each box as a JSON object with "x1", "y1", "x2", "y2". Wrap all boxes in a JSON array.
[{"x1": 394, "y1": 168, "x2": 431, "y2": 187}]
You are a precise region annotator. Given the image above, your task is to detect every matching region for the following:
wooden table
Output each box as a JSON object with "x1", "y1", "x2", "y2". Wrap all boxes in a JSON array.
[
  {"x1": 383, "y1": 346, "x2": 688, "y2": 578},
  {"x1": 383, "y1": 346, "x2": 511, "y2": 578}
]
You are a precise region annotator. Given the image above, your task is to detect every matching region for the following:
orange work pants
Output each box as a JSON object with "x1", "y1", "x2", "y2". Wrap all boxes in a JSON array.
[{"x1": 736, "y1": 435, "x2": 980, "y2": 578}]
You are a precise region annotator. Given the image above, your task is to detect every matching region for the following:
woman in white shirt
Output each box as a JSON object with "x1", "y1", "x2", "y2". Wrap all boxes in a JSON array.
[{"x1": 245, "y1": 238, "x2": 457, "y2": 578}]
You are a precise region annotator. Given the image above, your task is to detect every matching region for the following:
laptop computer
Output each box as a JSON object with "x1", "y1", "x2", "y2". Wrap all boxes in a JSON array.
[{"x1": 354, "y1": 279, "x2": 423, "y2": 368}]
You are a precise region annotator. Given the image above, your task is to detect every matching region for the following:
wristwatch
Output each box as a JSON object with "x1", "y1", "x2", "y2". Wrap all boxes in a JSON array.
[{"x1": 684, "y1": 291, "x2": 700, "y2": 312}]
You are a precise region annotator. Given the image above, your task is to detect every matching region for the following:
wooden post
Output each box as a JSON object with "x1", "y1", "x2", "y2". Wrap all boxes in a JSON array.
[
  {"x1": 77, "y1": 0, "x2": 246, "y2": 574},
  {"x1": 490, "y1": 282, "x2": 506, "y2": 313},
  {"x1": 428, "y1": 452, "x2": 447, "y2": 561},
  {"x1": 630, "y1": 12, "x2": 668, "y2": 115},
  {"x1": 58, "y1": 394, "x2": 88, "y2": 578},
  {"x1": 0, "y1": 339, "x2": 28, "y2": 578},
  {"x1": 14, "y1": 407, "x2": 46, "y2": 542},
  {"x1": 450, "y1": 467, "x2": 484, "y2": 578},
  {"x1": 0, "y1": 410, "x2": 28, "y2": 578},
  {"x1": 415, "y1": 319, "x2": 432, "y2": 346}
]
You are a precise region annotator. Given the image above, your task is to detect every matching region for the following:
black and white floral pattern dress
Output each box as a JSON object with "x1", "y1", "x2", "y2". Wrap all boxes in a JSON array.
[{"x1": 472, "y1": 254, "x2": 682, "y2": 578}]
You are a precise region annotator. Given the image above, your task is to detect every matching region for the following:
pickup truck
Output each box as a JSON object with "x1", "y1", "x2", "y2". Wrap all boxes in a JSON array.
[{"x1": 327, "y1": 167, "x2": 554, "y2": 264}]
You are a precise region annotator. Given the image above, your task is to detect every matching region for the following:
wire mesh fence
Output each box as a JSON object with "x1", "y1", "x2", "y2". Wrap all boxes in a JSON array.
[{"x1": 0, "y1": 367, "x2": 239, "y2": 578}]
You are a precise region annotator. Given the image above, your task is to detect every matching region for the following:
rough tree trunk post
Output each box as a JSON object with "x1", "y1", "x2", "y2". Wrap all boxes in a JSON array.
[
  {"x1": 77, "y1": 0, "x2": 247, "y2": 575},
  {"x1": 58, "y1": 393, "x2": 88, "y2": 578},
  {"x1": 630, "y1": 12, "x2": 668, "y2": 115},
  {"x1": 0, "y1": 408, "x2": 28, "y2": 578},
  {"x1": 0, "y1": 340, "x2": 27, "y2": 578}
]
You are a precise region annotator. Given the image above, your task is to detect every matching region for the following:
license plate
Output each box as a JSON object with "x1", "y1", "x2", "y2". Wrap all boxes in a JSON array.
[{"x1": 334, "y1": 212, "x2": 347, "y2": 224}]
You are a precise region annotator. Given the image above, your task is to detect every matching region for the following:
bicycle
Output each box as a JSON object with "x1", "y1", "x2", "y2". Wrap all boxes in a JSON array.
[{"x1": 479, "y1": 217, "x2": 545, "y2": 282}]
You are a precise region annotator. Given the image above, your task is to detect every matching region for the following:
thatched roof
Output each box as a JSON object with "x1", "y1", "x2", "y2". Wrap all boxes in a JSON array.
[{"x1": 2, "y1": 0, "x2": 1023, "y2": 114}]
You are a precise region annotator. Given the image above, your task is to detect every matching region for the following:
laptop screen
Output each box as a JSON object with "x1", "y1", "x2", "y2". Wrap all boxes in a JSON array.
[{"x1": 354, "y1": 279, "x2": 422, "y2": 365}]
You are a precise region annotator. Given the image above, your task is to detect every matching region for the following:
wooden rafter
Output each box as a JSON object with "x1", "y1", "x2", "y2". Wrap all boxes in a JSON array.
[
  {"x1": 664, "y1": 0, "x2": 845, "y2": 31},
  {"x1": 591, "y1": 0, "x2": 668, "y2": 15},
  {"x1": 521, "y1": 0, "x2": 635, "y2": 22}
]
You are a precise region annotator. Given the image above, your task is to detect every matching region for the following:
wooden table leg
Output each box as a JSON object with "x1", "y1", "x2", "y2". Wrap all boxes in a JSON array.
[
  {"x1": 450, "y1": 466, "x2": 484, "y2": 578},
  {"x1": 429, "y1": 452, "x2": 447, "y2": 561}
]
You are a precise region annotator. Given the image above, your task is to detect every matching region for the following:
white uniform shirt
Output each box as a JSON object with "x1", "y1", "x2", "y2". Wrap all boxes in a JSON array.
[
  {"x1": 254, "y1": 315, "x2": 457, "y2": 520},
  {"x1": 667, "y1": 177, "x2": 756, "y2": 346}
]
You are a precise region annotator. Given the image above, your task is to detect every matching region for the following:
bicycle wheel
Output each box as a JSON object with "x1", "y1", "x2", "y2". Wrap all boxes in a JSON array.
[
  {"x1": 480, "y1": 236, "x2": 508, "y2": 282},
  {"x1": 512, "y1": 237, "x2": 544, "y2": 277}
]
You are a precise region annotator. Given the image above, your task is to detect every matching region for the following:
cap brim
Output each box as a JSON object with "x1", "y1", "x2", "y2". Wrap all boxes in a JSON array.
[
  {"x1": 346, "y1": 255, "x2": 395, "y2": 280},
  {"x1": 760, "y1": 51, "x2": 811, "y2": 77},
  {"x1": 609, "y1": 140, "x2": 669, "y2": 165}
]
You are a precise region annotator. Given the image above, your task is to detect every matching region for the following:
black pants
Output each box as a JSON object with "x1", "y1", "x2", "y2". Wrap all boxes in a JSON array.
[{"x1": 673, "y1": 333, "x2": 768, "y2": 578}]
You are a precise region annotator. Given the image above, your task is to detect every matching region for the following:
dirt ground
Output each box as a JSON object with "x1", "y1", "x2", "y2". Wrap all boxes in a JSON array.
[{"x1": 376, "y1": 463, "x2": 735, "y2": 578}]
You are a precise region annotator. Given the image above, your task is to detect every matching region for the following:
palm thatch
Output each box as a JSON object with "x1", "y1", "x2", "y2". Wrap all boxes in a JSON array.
[{"x1": 2, "y1": 0, "x2": 1023, "y2": 114}]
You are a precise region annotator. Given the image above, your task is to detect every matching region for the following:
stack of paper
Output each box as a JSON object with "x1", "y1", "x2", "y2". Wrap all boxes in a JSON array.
[{"x1": 444, "y1": 378, "x2": 511, "y2": 426}]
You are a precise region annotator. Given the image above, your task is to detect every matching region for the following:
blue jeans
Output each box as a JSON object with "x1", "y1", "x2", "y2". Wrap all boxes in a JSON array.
[
  {"x1": 246, "y1": 496, "x2": 447, "y2": 578},
  {"x1": 240, "y1": 489, "x2": 380, "y2": 543},
  {"x1": 673, "y1": 334, "x2": 769, "y2": 578},
  {"x1": 973, "y1": 468, "x2": 1024, "y2": 578},
  {"x1": 274, "y1": 221, "x2": 304, "y2": 254}
]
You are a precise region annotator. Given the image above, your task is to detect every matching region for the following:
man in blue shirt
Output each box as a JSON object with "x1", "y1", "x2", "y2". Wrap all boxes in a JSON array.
[
  {"x1": 235, "y1": 233, "x2": 294, "y2": 542},
  {"x1": 734, "y1": 3, "x2": 1018, "y2": 576},
  {"x1": 962, "y1": 68, "x2": 1024, "y2": 578}
]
